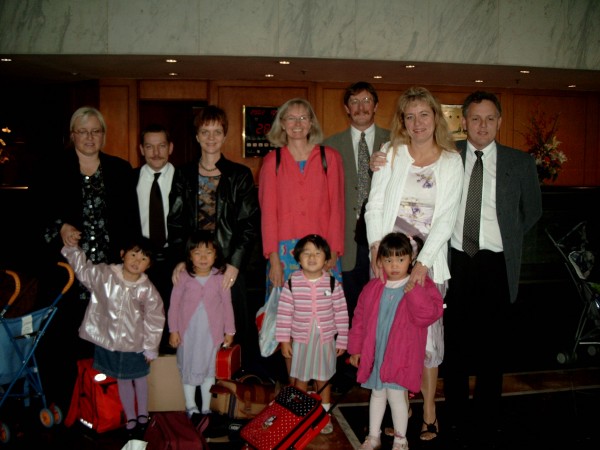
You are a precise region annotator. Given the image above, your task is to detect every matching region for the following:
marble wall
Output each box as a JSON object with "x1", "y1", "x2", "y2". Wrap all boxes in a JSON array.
[{"x1": 1, "y1": 0, "x2": 599, "y2": 71}]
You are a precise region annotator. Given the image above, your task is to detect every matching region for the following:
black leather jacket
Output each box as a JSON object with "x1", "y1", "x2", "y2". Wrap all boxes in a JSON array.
[{"x1": 167, "y1": 155, "x2": 260, "y2": 271}]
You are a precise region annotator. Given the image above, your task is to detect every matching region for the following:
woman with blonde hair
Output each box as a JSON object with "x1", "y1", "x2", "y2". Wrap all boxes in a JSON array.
[{"x1": 365, "y1": 86, "x2": 464, "y2": 442}]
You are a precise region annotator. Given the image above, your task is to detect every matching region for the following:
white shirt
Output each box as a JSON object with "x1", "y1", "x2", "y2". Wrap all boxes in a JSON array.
[
  {"x1": 451, "y1": 140, "x2": 503, "y2": 252},
  {"x1": 137, "y1": 162, "x2": 175, "y2": 240},
  {"x1": 350, "y1": 123, "x2": 376, "y2": 171}
]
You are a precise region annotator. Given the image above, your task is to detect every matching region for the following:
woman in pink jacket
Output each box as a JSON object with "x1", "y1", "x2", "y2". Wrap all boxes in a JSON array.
[
  {"x1": 259, "y1": 98, "x2": 345, "y2": 298},
  {"x1": 348, "y1": 232, "x2": 443, "y2": 450}
]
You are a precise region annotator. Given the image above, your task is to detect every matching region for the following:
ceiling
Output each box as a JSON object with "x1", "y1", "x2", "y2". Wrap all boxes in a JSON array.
[{"x1": 1, "y1": 54, "x2": 599, "y2": 92}]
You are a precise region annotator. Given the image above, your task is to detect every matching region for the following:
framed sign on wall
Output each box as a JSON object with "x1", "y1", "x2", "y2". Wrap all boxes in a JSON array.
[
  {"x1": 243, "y1": 105, "x2": 278, "y2": 157},
  {"x1": 441, "y1": 104, "x2": 467, "y2": 141}
]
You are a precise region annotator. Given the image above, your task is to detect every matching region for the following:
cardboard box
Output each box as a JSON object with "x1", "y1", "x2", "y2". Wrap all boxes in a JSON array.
[{"x1": 148, "y1": 354, "x2": 186, "y2": 412}]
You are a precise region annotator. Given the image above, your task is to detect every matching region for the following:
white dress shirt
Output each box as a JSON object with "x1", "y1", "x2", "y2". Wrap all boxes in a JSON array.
[{"x1": 137, "y1": 162, "x2": 175, "y2": 240}]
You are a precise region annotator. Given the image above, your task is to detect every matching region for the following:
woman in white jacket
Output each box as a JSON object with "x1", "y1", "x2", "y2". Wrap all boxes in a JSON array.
[{"x1": 365, "y1": 86, "x2": 464, "y2": 443}]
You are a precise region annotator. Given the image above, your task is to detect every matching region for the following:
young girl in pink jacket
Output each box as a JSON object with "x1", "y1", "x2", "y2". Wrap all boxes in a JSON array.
[{"x1": 348, "y1": 232, "x2": 443, "y2": 450}]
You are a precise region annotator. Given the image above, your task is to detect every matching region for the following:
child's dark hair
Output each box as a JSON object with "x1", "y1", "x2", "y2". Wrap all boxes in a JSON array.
[
  {"x1": 184, "y1": 230, "x2": 225, "y2": 275},
  {"x1": 122, "y1": 236, "x2": 155, "y2": 264},
  {"x1": 293, "y1": 234, "x2": 331, "y2": 263},
  {"x1": 377, "y1": 232, "x2": 424, "y2": 271}
]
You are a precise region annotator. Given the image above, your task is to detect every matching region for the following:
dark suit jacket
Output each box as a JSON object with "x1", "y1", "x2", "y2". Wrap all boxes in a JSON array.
[
  {"x1": 456, "y1": 140, "x2": 542, "y2": 302},
  {"x1": 324, "y1": 126, "x2": 390, "y2": 271}
]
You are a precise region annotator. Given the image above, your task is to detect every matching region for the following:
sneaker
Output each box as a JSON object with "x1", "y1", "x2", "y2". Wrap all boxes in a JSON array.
[
  {"x1": 320, "y1": 417, "x2": 334, "y2": 435},
  {"x1": 359, "y1": 435, "x2": 381, "y2": 450}
]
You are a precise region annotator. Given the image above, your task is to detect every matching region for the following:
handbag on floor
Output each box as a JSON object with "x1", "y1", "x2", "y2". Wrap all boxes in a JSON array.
[
  {"x1": 144, "y1": 411, "x2": 208, "y2": 450},
  {"x1": 64, "y1": 358, "x2": 126, "y2": 433},
  {"x1": 209, "y1": 374, "x2": 277, "y2": 419}
]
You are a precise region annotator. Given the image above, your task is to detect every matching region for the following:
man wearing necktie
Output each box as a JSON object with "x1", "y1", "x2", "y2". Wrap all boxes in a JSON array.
[
  {"x1": 443, "y1": 92, "x2": 542, "y2": 447},
  {"x1": 134, "y1": 124, "x2": 183, "y2": 352},
  {"x1": 324, "y1": 82, "x2": 390, "y2": 393}
]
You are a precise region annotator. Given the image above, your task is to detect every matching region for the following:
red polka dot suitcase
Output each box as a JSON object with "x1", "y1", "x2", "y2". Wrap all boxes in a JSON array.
[{"x1": 240, "y1": 385, "x2": 329, "y2": 449}]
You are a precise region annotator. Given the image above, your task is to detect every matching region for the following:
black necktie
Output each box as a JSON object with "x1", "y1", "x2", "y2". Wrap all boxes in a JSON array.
[
  {"x1": 149, "y1": 172, "x2": 166, "y2": 248},
  {"x1": 357, "y1": 132, "x2": 371, "y2": 212},
  {"x1": 463, "y1": 151, "x2": 483, "y2": 257}
]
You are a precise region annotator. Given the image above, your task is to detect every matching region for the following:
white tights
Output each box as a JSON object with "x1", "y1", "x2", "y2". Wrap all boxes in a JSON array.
[
  {"x1": 183, "y1": 376, "x2": 215, "y2": 414},
  {"x1": 368, "y1": 388, "x2": 409, "y2": 439}
]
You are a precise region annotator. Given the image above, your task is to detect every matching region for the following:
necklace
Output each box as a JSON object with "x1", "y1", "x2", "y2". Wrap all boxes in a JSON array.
[{"x1": 199, "y1": 158, "x2": 218, "y2": 172}]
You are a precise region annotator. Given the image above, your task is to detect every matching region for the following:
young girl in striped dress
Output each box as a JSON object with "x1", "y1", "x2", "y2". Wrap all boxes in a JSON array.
[{"x1": 275, "y1": 234, "x2": 349, "y2": 435}]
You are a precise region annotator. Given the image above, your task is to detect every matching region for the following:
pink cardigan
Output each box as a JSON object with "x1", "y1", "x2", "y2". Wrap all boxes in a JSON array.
[
  {"x1": 168, "y1": 268, "x2": 236, "y2": 346},
  {"x1": 258, "y1": 145, "x2": 345, "y2": 257},
  {"x1": 347, "y1": 277, "x2": 443, "y2": 393}
]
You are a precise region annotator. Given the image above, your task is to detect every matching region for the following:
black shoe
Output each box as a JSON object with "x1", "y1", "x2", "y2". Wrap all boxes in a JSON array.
[
  {"x1": 125, "y1": 419, "x2": 138, "y2": 440},
  {"x1": 135, "y1": 415, "x2": 150, "y2": 439}
]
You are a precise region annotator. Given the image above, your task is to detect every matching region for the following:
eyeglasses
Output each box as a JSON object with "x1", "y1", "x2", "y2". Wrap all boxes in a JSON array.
[
  {"x1": 283, "y1": 116, "x2": 310, "y2": 123},
  {"x1": 74, "y1": 129, "x2": 104, "y2": 138},
  {"x1": 348, "y1": 97, "x2": 373, "y2": 106}
]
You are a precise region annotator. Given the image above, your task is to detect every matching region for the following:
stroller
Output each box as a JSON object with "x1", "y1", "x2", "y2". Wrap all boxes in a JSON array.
[
  {"x1": 0, "y1": 262, "x2": 74, "y2": 444},
  {"x1": 546, "y1": 221, "x2": 600, "y2": 364}
]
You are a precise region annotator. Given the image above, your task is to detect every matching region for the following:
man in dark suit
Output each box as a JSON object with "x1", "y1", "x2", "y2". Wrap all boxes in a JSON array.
[
  {"x1": 442, "y1": 91, "x2": 542, "y2": 446},
  {"x1": 134, "y1": 124, "x2": 183, "y2": 352},
  {"x1": 324, "y1": 81, "x2": 390, "y2": 319}
]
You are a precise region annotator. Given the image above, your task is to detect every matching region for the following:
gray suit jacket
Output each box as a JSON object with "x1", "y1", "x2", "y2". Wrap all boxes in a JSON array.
[
  {"x1": 456, "y1": 140, "x2": 542, "y2": 302},
  {"x1": 324, "y1": 126, "x2": 390, "y2": 271}
]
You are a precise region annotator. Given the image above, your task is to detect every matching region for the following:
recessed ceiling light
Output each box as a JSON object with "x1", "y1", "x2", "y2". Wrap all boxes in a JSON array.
[
  {"x1": 475, "y1": 79, "x2": 484, "y2": 83},
  {"x1": 166, "y1": 59, "x2": 177, "y2": 63},
  {"x1": 373, "y1": 75, "x2": 383, "y2": 79},
  {"x1": 168, "y1": 72, "x2": 178, "y2": 76},
  {"x1": 405, "y1": 65, "x2": 415, "y2": 69},
  {"x1": 568, "y1": 84, "x2": 577, "y2": 88},
  {"x1": 279, "y1": 60, "x2": 290, "y2": 65},
  {"x1": 265, "y1": 74, "x2": 274, "y2": 78},
  {"x1": 519, "y1": 70, "x2": 530, "y2": 74},
  {"x1": 1, "y1": 58, "x2": 12, "y2": 62}
]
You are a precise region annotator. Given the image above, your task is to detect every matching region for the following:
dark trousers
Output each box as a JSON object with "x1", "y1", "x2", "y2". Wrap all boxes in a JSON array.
[
  {"x1": 443, "y1": 249, "x2": 510, "y2": 427},
  {"x1": 341, "y1": 243, "x2": 371, "y2": 323},
  {"x1": 146, "y1": 255, "x2": 174, "y2": 351}
]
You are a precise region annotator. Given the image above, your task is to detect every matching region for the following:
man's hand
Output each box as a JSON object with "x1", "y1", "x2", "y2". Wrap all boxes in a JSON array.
[{"x1": 370, "y1": 150, "x2": 387, "y2": 172}]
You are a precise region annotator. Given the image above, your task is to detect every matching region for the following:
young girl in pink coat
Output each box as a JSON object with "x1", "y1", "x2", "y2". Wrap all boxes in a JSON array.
[
  {"x1": 168, "y1": 231, "x2": 235, "y2": 423},
  {"x1": 348, "y1": 232, "x2": 443, "y2": 450}
]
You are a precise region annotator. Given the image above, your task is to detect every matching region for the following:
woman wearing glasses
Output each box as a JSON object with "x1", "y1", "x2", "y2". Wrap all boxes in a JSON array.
[
  {"x1": 33, "y1": 106, "x2": 140, "y2": 411},
  {"x1": 258, "y1": 99, "x2": 345, "y2": 434}
]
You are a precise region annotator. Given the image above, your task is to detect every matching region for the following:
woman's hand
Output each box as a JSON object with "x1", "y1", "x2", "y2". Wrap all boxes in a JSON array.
[
  {"x1": 60, "y1": 223, "x2": 81, "y2": 247},
  {"x1": 406, "y1": 261, "x2": 428, "y2": 292},
  {"x1": 349, "y1": 354, "x2": 361, "y2": 368},
  {"x1": 268, "y1": 253, "x2": 284, "y2": 287},
  {"x1": 325, "y1": 251, "x2": 338, "y2": 272},
  {"x1": 222, "y1": 264, "x2": 239, "y2": 290},
  {"x1": 369, "y1": 150, "x2": 387, "y2": 172},
  {"x1": 370, "y1": 245, "x2": 383, "y2": 281},
  {"x1": 171, "y1": 262, "x2": 185, "y2": 285}
]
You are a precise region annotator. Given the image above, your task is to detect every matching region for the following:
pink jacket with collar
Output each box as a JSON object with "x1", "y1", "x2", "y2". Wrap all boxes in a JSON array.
[{"x1": 347, "y1": 277, "x2": 443, "y2": 392}]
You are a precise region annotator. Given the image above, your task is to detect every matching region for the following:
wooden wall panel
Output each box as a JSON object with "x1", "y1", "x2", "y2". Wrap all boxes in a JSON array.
[
  {"x1": 99, "y1": 80, "x2": 139, "y2": 165},
  {"x1": 97, "y1": 78, "x2": 599, "y2": 186},
  {"x1": 210, "y1": 81, "x2": 312, "y2": 182},
  {"x1": 512, "y1": 94, "x2": 587, "y2": 186},
  {"x1": 139, "y1": 80, "x2": 208, "y2": 99}
]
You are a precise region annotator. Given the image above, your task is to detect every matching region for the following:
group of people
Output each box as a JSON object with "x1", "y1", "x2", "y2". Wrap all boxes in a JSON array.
[{"x1": 35, "y1": 80, "x2": 541, "y2": 449}]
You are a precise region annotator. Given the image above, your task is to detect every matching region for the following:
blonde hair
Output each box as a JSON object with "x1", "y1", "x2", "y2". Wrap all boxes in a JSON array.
[
  {"x1": 388, "y1": 87, "x2": 456, "y2": 161},
  {"x1": 267, "y1": 98, "x2": 323, "y2": 147}
]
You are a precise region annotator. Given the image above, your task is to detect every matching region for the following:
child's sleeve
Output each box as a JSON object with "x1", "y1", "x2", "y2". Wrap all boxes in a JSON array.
[
  {"x1": 406, "y1": 277, "x2": 444, "y2": 328},
  {"x1": 332, "y1": 280, "x2": 349, "y2": 349},
  {"x1": 142, "y1": 283, "x2": 165, "y2": 359},
  {"x1": 275, "y1": 284, "x2": 293, "y2": 343},
  {"x1": 222, "y1": 278, "x2": 236, "y2": 336},
  {"x1": 60, "y1": 245, "x2": 102, "y2": 293},
  {"x1": 347, "y1": 285, "x2": 368, "y2": 355}
]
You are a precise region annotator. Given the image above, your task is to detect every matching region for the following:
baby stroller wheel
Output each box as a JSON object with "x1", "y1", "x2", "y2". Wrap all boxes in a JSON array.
[
  {"x1": 556, "y1": 350, "x2": 577, "y2": 365},
  {"x1": 50, "y1": 404, "x2": 63, "y2": 425},
  {"x1": 0, "y1": 421, "x2": 10, "y2": 444},
  {"x1": 39, "y1": 408, "x2": 55, "y2": 428}
]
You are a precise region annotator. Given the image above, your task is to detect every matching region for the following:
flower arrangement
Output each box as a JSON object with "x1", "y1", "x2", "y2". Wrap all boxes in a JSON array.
[{"x1": 522, "y1": 109, "x2": 567, "y2": 184}]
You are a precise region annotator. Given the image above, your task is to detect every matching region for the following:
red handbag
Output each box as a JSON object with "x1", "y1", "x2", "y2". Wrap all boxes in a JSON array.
[{"x1": 215, "y1": 344, "x2": 241, "y2": 380}]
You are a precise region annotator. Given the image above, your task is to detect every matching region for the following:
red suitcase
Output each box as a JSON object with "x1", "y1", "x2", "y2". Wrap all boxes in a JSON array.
[
  {"x1": 215, "y1": 344, "x2": 241, "y2": 380},
  {"x1": 240, "y1": 385, "x2": 329, "y2": 450}
]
